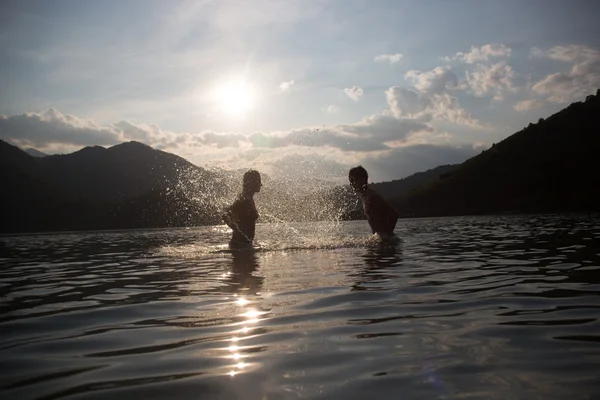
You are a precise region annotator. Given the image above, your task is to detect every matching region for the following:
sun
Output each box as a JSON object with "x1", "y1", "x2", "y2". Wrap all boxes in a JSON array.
[{"x1": 213, "y1": 78, "x2": 256, "y2": 119}]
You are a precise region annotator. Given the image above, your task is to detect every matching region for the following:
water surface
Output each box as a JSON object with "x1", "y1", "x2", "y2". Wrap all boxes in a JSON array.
[{"x1": 1, "y1": 215, "x2": 600, "y2": 399}]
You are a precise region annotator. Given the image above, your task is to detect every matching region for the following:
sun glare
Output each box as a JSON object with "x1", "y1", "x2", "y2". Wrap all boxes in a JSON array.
[{"x1": 213, "y1": 78, "x2": 256, "y2": 119}]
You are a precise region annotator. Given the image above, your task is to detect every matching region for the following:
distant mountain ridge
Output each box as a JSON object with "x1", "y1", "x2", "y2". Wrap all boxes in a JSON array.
[
  {"x1": 370, "y1": 164, "x2": 458, "y2": 199},
  {"x1": 390, "y1": 89, "x2": 600, "y2": 216},
  {"x1": 3, "y1": 137, "x2": 450, "y2": 232},
  {"x1": 1, "y1": 141, "x2": 229, "y2": 232},
  {"x1": 38, "y1": 141, "x2": 218, "y2": 202},
  {"x1": 24, "y1": 148, "x2": 47, "y2": 158},
  {"x1": 0, "y1": 140, "x2": 363, "y2": 232}
]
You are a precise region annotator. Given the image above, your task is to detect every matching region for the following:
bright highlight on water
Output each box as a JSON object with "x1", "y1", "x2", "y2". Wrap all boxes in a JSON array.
[{"x1": 1, "y1": 215, "x2": 599, "y2": 399}]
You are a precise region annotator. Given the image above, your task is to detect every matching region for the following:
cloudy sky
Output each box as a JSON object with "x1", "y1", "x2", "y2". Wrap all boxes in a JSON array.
[{"x1": 2, "y1": 0, "x2": 599, "y2": 182}]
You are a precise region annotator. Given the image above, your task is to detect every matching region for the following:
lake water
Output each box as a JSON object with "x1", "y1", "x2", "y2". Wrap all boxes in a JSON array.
[{"x1": 1, "y1": 215, "x2": 600, "y2": 399}]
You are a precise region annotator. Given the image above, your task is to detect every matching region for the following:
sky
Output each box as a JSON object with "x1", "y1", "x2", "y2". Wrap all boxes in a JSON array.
[{"x1": 1, "y1": 0, "x2": 600, "y2": 183}]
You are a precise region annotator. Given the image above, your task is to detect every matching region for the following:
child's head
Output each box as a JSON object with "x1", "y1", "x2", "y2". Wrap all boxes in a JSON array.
[
  {"x1": 348, "y1": 166, "x2": 368, "y2": 192},
  {"x1": 243, "y1": 169, "x2": 262, "y2": 194}
]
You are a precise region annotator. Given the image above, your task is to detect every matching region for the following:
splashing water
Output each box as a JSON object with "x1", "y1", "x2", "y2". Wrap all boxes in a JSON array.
[
  {"x1": 158, "y1": 222, "x2": 401, "y2": 258},
  {"x1": 161, "y1": 162, "x2": 362, "y2": 229},
  {"x1": 154, "y1": 161, "x2": 373, "y2": 258},
  {"x1": 260, "y1": 213, "x2": 311, "y2": 241}
]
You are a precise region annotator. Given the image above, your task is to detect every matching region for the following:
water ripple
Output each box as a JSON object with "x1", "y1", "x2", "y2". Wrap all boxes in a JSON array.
[{"x1": 1, "y1": 215, "x2": 599, "y2": 399}]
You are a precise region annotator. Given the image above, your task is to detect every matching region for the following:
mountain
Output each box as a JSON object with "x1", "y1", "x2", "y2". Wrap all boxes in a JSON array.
[
  {"x1": 38, "y1": 141, "x2": 221, "y2": 202},
  {"x1": 1, "y1": 141, "x2": 91, "y2": 232},
  {"x1": 24, "y1": 148, "x2": 48, "y2": 158},
  {"x1": 0, "y1": 139, "x2": 363, "y2": 232},
  {"x1": 371, "y1": 164, "x2": 458, "y2": 199},
  {"x1": 391, "y1": 90, "x2": 600, "y2": 217},
  {"x1": 0, "y1": 140, "x2": 233, "y2": 233},
  {"x1": 1, "y1": 138, "x2": 366, "y2": 232}
]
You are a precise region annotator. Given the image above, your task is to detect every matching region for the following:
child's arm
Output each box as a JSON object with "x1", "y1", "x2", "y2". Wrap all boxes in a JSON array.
[
  {"x1": 222, "y1": 209, "x2": 233, "y2": 228},
  {"x1": 222, "y1": 205, "x2": 239, "y2": 231}
]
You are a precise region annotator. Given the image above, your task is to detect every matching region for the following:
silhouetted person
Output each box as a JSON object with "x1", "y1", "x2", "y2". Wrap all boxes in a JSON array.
[
  {"x1": 223, "y1": 170, "x2": 262, "y2": 249},
  {"x1": 349, "y1": 166, "x2": 398, "y2": 240}
]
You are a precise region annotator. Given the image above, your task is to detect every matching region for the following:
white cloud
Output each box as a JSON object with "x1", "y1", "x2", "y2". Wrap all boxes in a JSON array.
[
  {"x1": 0, "y1": 104, "x2": 484, "y2": 183},
  {"x1": 337, "y1": 114, "x2": 433, "y2": 144},
  {"x1": 385, "y1": 86, "x2": 483, "y2": 128},
  {"x1": 529, "y1": 47, "x2": 544, "y2": 58},
  {"x1": 531, "y1": 45, "x2": 600, "y2": 103},
  {"x1": 385, "y1": 66, "x2": 483, "y2": 128},
  {"x1": 249, "y1": 128, "x2": 384, "y2": 152},
  {"x1": 445, "y1": 43, "x2": 512, "y2": 64},
  {"x1": 358, "y1": 144, "x2": 481, "y2": 182},
  {"x1": 279, "y1": 80, "x2": 295, "y2": 92},
  {"x1": 385, "y1": 87, "x2": 431, "y2": 119},
  {"x1": 0, "y1": 108, "x2": 244, "y2": 153},
  {"x1": 374, "y1": 53, "x2": 404, "y2": 64},
  {"x1": 249, "y1": 113, "x2": 431, "y2": 152},
  {"x1": 405, "y1": 66, "x2": 462, "y2": 94},
  {"x1": 326, "y1": 105, "x2": 340, "y2": 114},
  {"x1": 513, "y1": 99, "x2": 544, "y2": 112},
  {"x1": 195, "y1": 131, "x2": 248, "y2": 148},
  {"x1": 0, "y1": 108, "x2": 121, "y2": 148},
  {"x1": 546, "y1": 45, "x2": 600, "y2": 63},
  {"x1": 113, "y1": 120, "x2": 155, "y2": 142},
  {"x1": 466, "y1": 61, "x2": 516, "y2": 100},
  {"x1": 2, "y1": 104, "x2": 433, "y2": 156},
  {"x1": 344, "y1": 86, "x2": 364, "y2": 101}
]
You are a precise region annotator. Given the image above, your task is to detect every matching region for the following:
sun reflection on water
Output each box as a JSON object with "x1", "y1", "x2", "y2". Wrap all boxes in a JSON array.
[
  {"x1": 242, "y1": 308, "x2": 266, "y2": 321},
  {"x1": 225, "y1": 294, "x2": 269, "y2": 377}
]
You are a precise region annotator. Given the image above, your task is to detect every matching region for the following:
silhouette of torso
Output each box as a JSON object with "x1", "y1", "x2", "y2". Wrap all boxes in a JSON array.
[
  {"x1": 362, "y1": 188, "x2": 398, "y2": 237},
  {"x1": 227, "y1": 195, "x2": 259, "y2": 245}
]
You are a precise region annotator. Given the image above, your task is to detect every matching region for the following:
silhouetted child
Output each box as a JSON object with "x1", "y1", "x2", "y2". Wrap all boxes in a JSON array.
[
  {"x1": 223, "y1": 170, "x2": 262, "y2": 249},
  {"x1": 349, "y1": 166, "x2": 398, "y2": 240}
]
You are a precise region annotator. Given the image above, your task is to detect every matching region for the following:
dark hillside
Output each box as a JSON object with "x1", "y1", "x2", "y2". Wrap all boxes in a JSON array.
[{"x1": 392, "y1": 90, "x2": 600, "y2": 217}]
